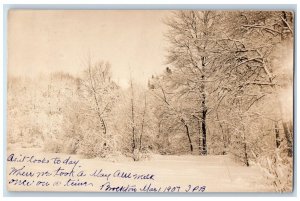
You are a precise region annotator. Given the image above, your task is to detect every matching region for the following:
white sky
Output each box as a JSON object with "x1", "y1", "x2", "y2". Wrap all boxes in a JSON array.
[{"x1": 8, "y1": 10, "x2": 170, "y2": 88}]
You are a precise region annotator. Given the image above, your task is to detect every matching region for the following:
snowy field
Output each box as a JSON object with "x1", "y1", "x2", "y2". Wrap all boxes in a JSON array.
[{"x1": 6, "y1": 147, "x2": 272, "y2": 192}]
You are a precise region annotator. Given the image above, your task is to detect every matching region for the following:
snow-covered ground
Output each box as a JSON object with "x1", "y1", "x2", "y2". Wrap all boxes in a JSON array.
[{"x1": 6, "y1": 148, "x2": 272, "y2": 192}]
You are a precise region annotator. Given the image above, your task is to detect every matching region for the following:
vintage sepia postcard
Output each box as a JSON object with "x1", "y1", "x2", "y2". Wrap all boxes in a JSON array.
[{"x1": 6, "y1": 9, "x2": 294, "y2": 192}]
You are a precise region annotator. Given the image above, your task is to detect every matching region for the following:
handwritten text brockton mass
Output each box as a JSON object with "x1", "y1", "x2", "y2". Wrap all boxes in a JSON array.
[{"x1": 7, "y1": 153, "x2": 206, "y2": 192}]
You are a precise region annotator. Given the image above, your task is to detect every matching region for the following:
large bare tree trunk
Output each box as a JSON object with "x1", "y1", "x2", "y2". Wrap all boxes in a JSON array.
[
  {"x1": 200, "y1": 56, "x2": 208, "y2": 155},
  {"x1": 275, "y1": 121, "x2": 280, "y2": 148},
  {"x1": 243, "y1": 141, "x2": 249, "y2": 167},
  {"x1": 242, "y1": 124, "x2": 249, "y2": 167},
  {"x1": 197, "y1": 118, "x2": 202, "y2": 154},
  {"x1": 282, "y1": 121, "x2": 293, "y2": 157},
  {"x1": 181, "y1": 119, "x2": 193, "y2": 153},
  {"x1": 216, "y1": 112, "x2": 227, "y2": 155},
  {"x1": 201, "y1": 105, "x2": 207, "y2": 155}
]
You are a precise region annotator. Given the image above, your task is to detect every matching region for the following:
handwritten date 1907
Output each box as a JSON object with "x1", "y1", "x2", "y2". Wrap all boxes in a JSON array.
[{"x1": 140, "y1": 183, "x2": 206, "y2": 192}]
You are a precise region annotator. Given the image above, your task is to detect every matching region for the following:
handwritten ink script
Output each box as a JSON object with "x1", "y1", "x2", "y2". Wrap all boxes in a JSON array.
[{"x1": 7, "y1": 153, "x2": 206, "y2": 192}]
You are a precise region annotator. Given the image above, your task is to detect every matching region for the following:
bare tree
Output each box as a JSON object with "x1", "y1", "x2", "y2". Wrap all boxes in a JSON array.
[
  {"x1": 78, "y1": 57, "x2": 119, "y2": 156},
  {"x1": 149, "y1": 74, "x2": 194, "y2": 153}
]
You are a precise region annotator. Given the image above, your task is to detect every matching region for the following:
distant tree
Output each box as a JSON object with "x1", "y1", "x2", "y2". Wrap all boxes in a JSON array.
[
  {"x1": 79, "y1": 59, "x2": 118, "y2": 135},
  {"x1": 62, "y1": 58, "x2": 119, "y2": 158},
  {"x1": 149, "y1": 74, "x2": 195, "y2": 153}
]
